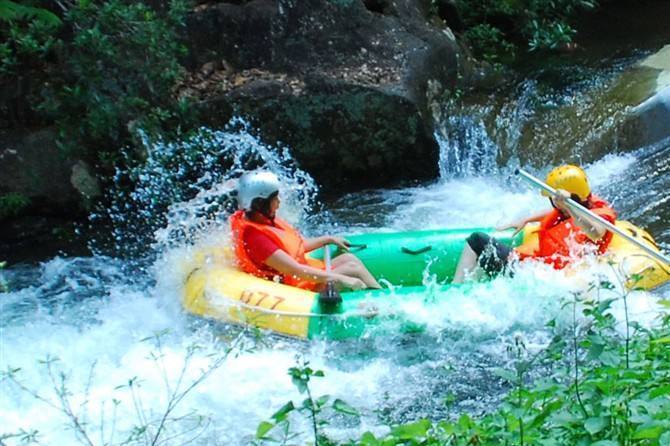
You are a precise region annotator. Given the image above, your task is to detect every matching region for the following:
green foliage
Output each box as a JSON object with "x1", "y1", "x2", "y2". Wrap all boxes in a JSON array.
[
  {"x1": 453, "y1": 0, "x2": 598, "y2": 62},
  {"x1": 0, "y1": 2, "x2": 60, "y2": 79},
  {"x1": 2, "y1": 0, "x2": 193, "y2": 163},
  {"x1": 254, "y1": 360, "x2": 360, "y2": 445},
  {"x1": 0, "y1": 192, "x2": 30, "y2": 220},
  {"x1": 0, "y1": 0, "x2": 60, "y2": 25},
  {"x1": 48, "y1": 0, "x2": 191, "y2": 157},
  {"x1": 462, "y1": 24, "x2": 515, "y2": 64}
]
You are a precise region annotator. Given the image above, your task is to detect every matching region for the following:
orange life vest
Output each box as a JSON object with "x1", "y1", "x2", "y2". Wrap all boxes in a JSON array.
[
  {"x1": 229, "y1": 210, "x2": 323, "y2": 290},
  {"x1": 517, "y1": 195, "x2": 616, "y2": 269}
]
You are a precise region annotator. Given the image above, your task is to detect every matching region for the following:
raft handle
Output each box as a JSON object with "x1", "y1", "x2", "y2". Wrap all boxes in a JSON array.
[
  {"x1": 346, "y1": 243, "x2": 368, "y2": 252},
  {"x1": 401, "y1": 245, "x2": 432, "y2": 255}
]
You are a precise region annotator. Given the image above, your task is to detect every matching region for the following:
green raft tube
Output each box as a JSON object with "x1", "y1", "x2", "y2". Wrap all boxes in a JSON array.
[
  {"x1": 182, "y1": 222, "x2": 669, "y2": 340},
  {"x1": 183, "y1": 227, "x2": 521, "y2": 340}
]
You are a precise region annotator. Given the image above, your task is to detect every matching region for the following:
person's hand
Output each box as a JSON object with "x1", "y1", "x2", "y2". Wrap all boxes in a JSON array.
[
  {"x1": 497, "y1": 220, "x2": 526, "y2": 236},
  {"x1": 551, "y1": 189, "x2": 571, "y2": 211},
  {"x1": 328, "y1": 236, "x2": 350, "y2": 251},
  {"x1": 337, "y1": 276, "x2": 365, "y2": 290}
]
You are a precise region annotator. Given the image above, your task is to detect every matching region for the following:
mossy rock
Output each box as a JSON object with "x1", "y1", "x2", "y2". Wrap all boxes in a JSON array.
[{"x1": 234, "y1": 84, "x2": 439, "y2": 191}]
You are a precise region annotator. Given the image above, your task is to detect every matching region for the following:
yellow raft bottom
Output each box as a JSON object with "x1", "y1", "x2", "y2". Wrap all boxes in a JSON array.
[
  {"x1": 520, "y1": 220, "x2": 670, "y2": 291},
  {"x1": 183, "y1": 249, "x2": 319, "y2": 338}
]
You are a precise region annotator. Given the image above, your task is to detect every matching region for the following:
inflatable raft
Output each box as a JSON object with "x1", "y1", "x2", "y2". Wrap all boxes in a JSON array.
[{"x1": 182, "y1": 222, "x2": 669, "y2": 340}]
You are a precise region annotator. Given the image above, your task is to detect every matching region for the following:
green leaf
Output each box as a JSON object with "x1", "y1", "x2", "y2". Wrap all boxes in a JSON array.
[
  {"x1": 271, "y1": 401, "x2": 295, "y2": 422},
  {"x1": 652, "y1": 337, "x2": 670, "y2": 344},
  {"x1": 256, "y1": 421, "x2": 274, "y2": 439},
  {"x1": 333, "y1": 399, "x2": 359, "y2": 416},
  {"x1": 0, "y1": 0, "x2": 61, "y2": 26},
  {"x1": 358, "y1": 432, "x2": 380, "y2": 446},
  {"x1": 316, "y1": 395, "x2": 330, "y2": 408},
  {"x1": 633, "y1": 423, "x2": 664, "y2": 440},
  {"x1": 391, "y1": 419, "x2": 431, "y2": 440},
  {"x1": 591, "y1": 441, "x2": 618, "y2": 446},
  {"x1": 650, "y1": 385, "x2": 670, "y2": 398},
  {"x1": 587, "y1": 342, "x2": 605, "y2": 361},
  {"x1": 599, "y1": 351, "x2": 621, "y2": 367},
  {"x1": 584, "y1": 417, "x2": 607, "y2": 435}
]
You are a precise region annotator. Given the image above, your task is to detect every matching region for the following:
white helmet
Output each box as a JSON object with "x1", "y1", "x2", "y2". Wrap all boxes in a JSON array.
[{"x1": 236, "y1": 170, "x2": 281, "y2": 210}]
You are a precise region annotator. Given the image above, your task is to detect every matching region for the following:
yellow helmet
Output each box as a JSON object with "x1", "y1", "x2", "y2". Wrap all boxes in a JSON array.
[{"x1": 543, "y1": 165, "x2": 591, "y2": 200}]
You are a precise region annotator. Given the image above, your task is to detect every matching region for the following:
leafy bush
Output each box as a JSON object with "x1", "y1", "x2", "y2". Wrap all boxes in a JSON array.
[
  {"x1": 462, "y1": 24, "x2": 515, "y2": 64},
  {"x1": 450, "y1": 0, "x2": 598, "y2": 62},
  {"x1": 254, "y1": 360, "x2": 360, "y2": 445},
  {"x1": 1, "y1": 0, "x2": 193, "y2": 163},
  {"x1": 0, "y1": 192, "x2": 30, "y2": 220}
]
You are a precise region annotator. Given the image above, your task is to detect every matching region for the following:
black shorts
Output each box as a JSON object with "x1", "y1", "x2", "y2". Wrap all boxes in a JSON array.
[{"x1": 465, "y1": 232, "x2": 512, "y2": 277}]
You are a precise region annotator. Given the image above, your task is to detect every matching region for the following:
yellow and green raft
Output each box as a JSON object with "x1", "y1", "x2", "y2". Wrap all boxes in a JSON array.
[{"x1": 182, "y1": 222, "x2": 669, "y2": 340}]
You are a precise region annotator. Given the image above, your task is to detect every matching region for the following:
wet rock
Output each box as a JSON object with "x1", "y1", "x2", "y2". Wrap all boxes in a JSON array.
[
  {"x1": 617, "y1": 46, "x2": 670, "y2": 150},
  {"x1": 71, "y1": 161, "x2": 102, "y2": 208},
  {"x1": 234, "y1": 81, "x2": 439, "y2": 190},
  {"x1": 606, "y1": 45, "x2": 670, "y2": 152},
  {"x1": 0, "y1": 128, "x2": 84, "y2": 220}
]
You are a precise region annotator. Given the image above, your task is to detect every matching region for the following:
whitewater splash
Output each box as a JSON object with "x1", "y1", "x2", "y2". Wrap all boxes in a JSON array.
[
  {"x1": 3, "y1": 67, "x2": 670, "y2": 444},
  {"x1": 92, "y1": 117, "x2": 319, "y2": 257},
  {"x1": 4, "y1": 140, "x2": 666, "y2": 445}
]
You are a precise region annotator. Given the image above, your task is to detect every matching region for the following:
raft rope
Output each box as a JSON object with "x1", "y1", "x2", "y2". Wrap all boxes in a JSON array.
[{"x1": 204, "y1": 290, "x2": 381, "y2": 319}]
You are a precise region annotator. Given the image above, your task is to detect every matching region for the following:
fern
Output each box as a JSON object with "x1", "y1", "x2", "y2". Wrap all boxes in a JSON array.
[{"x1": 0, "y1": 0, "x2": 61, "y2": 26}]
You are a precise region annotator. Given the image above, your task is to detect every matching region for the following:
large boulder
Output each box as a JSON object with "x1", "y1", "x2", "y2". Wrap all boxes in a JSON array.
[
  {"x1": 181, "y1": 0, "x2": 464, "y2": 190},
  {"x1": 0, "y1": 128, "x2": 101, "y2": 220}
]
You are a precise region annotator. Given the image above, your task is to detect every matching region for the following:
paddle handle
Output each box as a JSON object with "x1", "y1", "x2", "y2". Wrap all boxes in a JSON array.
[
  {"x1": 324, "y1": 244, "x2": 332, "y2": 271},
  {"x1": 319, "y1": 244, "x2": 342, "y2": 304},
  {"x1": 516, "y1": 168, "x2": 670, "y2": 266}
]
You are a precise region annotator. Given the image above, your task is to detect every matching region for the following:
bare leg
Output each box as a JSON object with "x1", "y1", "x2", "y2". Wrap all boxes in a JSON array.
[
  {"x1": 332, "y1": 253, "x2": 381, "y2": 289},
  {"x1": 453, "y1": 244, "x2": 478, "y2": 284}
]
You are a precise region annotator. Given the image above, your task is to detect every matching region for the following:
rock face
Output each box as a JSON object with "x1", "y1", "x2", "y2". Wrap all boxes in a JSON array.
[
  {"x1": 0, "y1": 128, "x2": 81, "y2": 218},
  {"x1": 0, "y1": 128, "x2": 103, "y2": 218},
  {"x1": 181, "y1": 0, "x2": 463, "y2": 190},
  {"x1": 615, "y1": 45, "x2": 670, "y2": 151}
]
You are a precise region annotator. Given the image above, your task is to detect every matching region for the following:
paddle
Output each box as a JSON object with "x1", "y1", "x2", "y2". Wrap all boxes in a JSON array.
[
  {"x1": 516, "y1": 168, "x2": 670, "y2": 266},
  {"x1": 319, "y1": 244, "x2": 343, "y2": 305}
]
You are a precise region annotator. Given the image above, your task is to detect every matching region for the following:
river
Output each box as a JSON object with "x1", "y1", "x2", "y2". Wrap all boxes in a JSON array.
[{"x1": 1, "y1": 52, "x2": 669, "y2": 445}]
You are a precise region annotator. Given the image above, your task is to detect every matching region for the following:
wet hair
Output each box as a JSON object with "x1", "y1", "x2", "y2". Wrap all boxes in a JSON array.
[{"x1": 245, "y1": 191, "x2": 279, "y2": 219}]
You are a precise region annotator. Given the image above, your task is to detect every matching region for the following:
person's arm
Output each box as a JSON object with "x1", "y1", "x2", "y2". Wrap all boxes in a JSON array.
[
  {"x1": 552, "y1": 190, "x2": 608, "y2": 241},
  {"x1": 497, "y1": 210, "x2": 551, "y2": 235},
  {"x1": 265, "y1": 250, "x2": 365, "y2": 289},
  {"x1": 303, "y1": 235, "x2": 350, "y2": 252}
]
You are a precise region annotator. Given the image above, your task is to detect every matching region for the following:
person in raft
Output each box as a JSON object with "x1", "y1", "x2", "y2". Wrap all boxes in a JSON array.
[
  {"x1": 230, "y1": 170, "x2": 381, "y2": 291},
  {"x1": 452, "y1": 164, "x2": 617, "y2": 283}
]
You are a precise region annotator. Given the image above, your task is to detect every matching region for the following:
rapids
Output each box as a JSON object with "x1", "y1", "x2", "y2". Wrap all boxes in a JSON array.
[{"x1": 2, "y1": 56, "x2": 669, "y2": 445}]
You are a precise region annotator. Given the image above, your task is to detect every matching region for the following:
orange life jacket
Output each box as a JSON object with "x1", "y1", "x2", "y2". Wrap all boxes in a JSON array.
[
  {"x1": 229, "y1": 210, "x2": 323, "y2": 290},
  {"x1": 517, "y1": 195, "x2": 616, "y2": 269}
]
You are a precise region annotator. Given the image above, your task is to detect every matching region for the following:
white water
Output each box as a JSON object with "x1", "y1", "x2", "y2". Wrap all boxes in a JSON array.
[{"x1": 2, "y1": 116, "x2": 669, "y2": 445}]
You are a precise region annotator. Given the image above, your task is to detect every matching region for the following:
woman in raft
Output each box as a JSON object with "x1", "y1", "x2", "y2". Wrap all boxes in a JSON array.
[
  {"x1": 229, "y1": 171, "x2": 381, "y2": 292},
  {"x1": 453, "y1": 164, "x2": 617, "y2": 283}
]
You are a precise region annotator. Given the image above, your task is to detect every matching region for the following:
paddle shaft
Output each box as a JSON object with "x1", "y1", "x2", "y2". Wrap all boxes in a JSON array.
[
  {"x1": 516, "y1": 168, "x2": 670, "y2": 265},
  {"x1": 320, "y1": 244, "x2": 342, "y2": 304}
]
